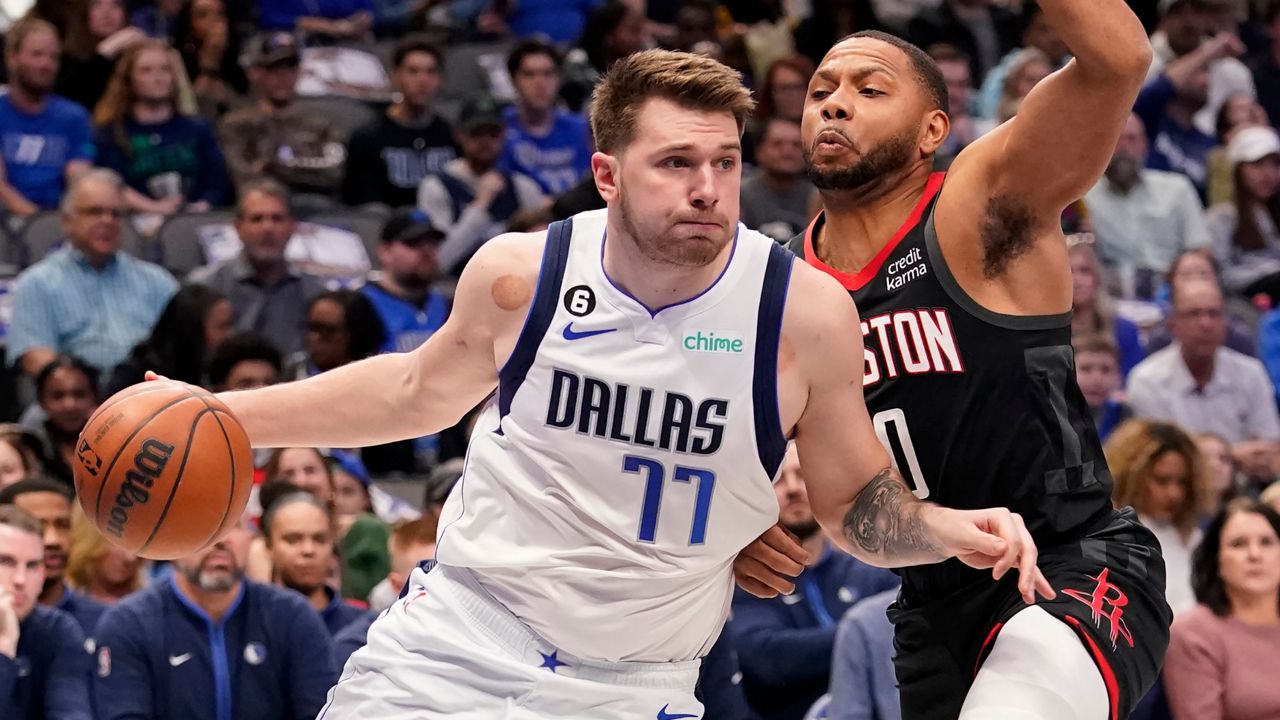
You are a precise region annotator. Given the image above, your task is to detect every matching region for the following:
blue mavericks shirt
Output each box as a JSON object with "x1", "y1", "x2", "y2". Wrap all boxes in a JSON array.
[
  {"x1": 499, "y1": 106, "x2": 592, "y2": 195},
  {"x1": 360, "y1": 283, "x2": 449, "y2": 353},
  {"x1": 0, "y1": 93, "x2": 95, "y2": 209}
]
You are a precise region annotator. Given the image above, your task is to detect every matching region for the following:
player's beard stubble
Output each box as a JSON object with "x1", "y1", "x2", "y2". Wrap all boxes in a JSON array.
[
  {"x1": 617, "y1": 181, "x2": 732, "y2": 268},
  {"x1": 805, "y1": 128, "x2": 917, "y2": 192}
]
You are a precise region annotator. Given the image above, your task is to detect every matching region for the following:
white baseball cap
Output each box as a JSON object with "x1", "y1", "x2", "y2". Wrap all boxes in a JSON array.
[{"x1": 1227, "y1": 125, "x2": 1280, "y2": 166}]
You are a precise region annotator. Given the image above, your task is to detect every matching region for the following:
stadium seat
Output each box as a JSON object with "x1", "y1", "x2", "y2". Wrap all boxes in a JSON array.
[
  {"x1": 305, "y1": 210, "x2": 388, "y2": 271},
  {"x1": 155, "y1": 210, "x2": 238, "y2": 278}
]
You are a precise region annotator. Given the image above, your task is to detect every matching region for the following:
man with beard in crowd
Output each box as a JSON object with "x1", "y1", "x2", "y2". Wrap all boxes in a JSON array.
[
  {"x1": 0, "y1": 17, "x2": 94, "y2": 218},
  {"x1": 92, "y1": 517, "x2": 335, "y2": 720},
  {"x1": 1084, "y1": 112, "x2": 1210, "y2": 297},
  {"x1": 730, "y1": 444, "x2": 899, "y2": 720}
]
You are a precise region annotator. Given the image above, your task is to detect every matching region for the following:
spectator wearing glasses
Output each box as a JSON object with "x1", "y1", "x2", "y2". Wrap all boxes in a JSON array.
[
  {"x1": 1128, "y1": 277, "x2": 1280, "y2": 479},
  {"x1": 6, "y1": 169, "x2": 177, "y2": 379}
]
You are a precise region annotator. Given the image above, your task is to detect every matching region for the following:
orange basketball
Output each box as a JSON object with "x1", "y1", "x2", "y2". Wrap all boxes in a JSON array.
[{"x1": 73, "y1": 380, "x2": 253, "y2": 560}]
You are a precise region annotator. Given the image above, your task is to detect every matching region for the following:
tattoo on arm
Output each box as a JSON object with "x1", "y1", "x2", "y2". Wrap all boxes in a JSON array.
[{"x1": 843, "y1": 468, "x2": 944, "y2": 564}]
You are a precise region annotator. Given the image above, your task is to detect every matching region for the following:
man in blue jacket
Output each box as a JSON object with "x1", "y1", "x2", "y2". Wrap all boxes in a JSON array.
[
  {"x1": 92, "y1": 518, "x2": 337, "y2": 720},
  {"x1": 0, "y1": 478, "x2": 107, "y2": 636},
  {"x1": 0, "y1": 505, "x2": 93, "y2": 720},
  {"x1": 730, "y1": 445, "x2": 900, "y2": 720}
]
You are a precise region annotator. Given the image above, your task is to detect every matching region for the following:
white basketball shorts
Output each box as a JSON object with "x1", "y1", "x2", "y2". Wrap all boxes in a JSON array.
[{"x1": 316, "y1": 563, "x2": 706, "y2": 720}]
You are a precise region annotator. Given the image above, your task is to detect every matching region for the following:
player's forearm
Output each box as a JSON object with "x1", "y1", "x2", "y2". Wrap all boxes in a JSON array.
[
  {"x1": 216, "y1": 352, "x2": 437, "y2": 449},
  {"x1": 1039, "y1": 0, "x2": 1151, "y2": 79},
  {"x1": 826, "y1": 468, "x2": 948, "y2": 568}
]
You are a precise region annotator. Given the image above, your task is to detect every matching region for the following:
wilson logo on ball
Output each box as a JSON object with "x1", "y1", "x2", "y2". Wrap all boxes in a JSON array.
[{"x1": 104, "y1": 439, "x2": 176, "y2": 538}]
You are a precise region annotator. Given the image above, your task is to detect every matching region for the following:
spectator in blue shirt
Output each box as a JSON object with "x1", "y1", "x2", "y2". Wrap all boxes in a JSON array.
[
  {"x1": 0, "y1": 505, "x2": 93, "y2": 720},
  {"x1": 1074, "y1": 334, "x2": 1133, "y2": 443},
  {"x1": 500, "y1": 40, "x2": 592, "y2": 195},
  {"x1": 827, "y1": 588, "x2": 901, "y2": 720},
  {"x1": 6, "y1": 169, "x2": 178, "y2": 378},
  {"x1": 92, "y1": 518, "x2": 336, "y2": 720},
  {"x1": 93, "y1": 39, "x2": 231, "y2": 216},
  {"x1": 507, "y1": 0, "x2": 603, "y2": 44},
  {"x1": 730, "y1": 444, "x2": 900, "y2": 720},
  {"x1": 262, "y1": 491, "x2": 368, "y2": 636},
  {"x1": 257, "y1": 0, "x2": 374, "y2": 40},
  {"x1": 0, "y1": 17, "x2": 95, "y2": 218},
  {"x1": 362, "y1": 209, "x2": 450, "y2": 354},
  {"x1": 0, "y1": 478, "x2": 107, "y2": 636}
]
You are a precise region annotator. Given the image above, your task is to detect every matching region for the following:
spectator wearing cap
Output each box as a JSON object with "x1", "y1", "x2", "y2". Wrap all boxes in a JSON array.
[
  {"x1": 218, "y1": 32, "x2": 346, "y2": 203},
  {"x1": 7, "y1": 169, "x2": 178, "y2": 379},
  {"x1": 188, "y1": 179, "x2": 328, "y2": 357},
  {"x1": 1206, "y1": 125, "x2": 1280, "y2": 296},
  {"x1": 1147, "y1": 0, "x2": 1256, "y2": 137},
  {"x1": 1248, "y1": 1, "x2": 1280, "y2": 131},
  {"x1": 0, "y1": 505, "x2": 93, "y2": 720},
  {"x1": 499, "y1": 40, "x2": 592, "y2": 196},
  {"x1": 342, "y1": 35, "x2": 456, "y2": 210},
  {"x1": 0, "y1": 17, "x2": 96, "y2": 219},
  {"x1": 1084, "y1": 112, "x2": 1212, "y2": 296},
  {"x1": 361, "y1": 209, "x2": 449, "y2": 354},
  {"x1": 417, "y1": 95, "x2": 546, "y2": 277},
  {"x1": 257, "y1": 0, "x2": 374, "y2": 41}
]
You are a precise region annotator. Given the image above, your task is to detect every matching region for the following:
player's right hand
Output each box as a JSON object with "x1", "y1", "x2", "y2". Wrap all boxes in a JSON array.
[
  {"x1": 931, "y1": 507, "x2": 1056, "y2": 605},
  {"x1": 733, "y1": 524, "x2": 811, "y2": 598},
  {"x1": 0, "y1": 588, "x2": 20, "y2": 659}
]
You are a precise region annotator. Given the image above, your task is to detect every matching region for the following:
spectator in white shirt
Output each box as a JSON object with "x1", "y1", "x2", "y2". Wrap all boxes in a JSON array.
[
  {"x1": 1127, "y1": 277, "x2": 1280, "y2": 481},
  {"x1": 1085, "y1": 113, "x2": 1212, "y2": 298}
]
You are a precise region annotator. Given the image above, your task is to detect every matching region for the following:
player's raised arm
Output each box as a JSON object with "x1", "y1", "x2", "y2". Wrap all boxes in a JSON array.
[
  {"x1": 208, "y1": 232, "x2": 544, "y2": 449},
  {"x1": 785, "y1": 265, "x2": 1053, "y2": 603},
  {"x1": 955, "y1": 0, "x2": 1152, "y2": 216}
]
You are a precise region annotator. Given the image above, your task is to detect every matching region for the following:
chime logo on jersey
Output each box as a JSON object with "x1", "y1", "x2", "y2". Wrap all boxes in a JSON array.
[
  {"x1": 545, "y1": 369, "x2": 728, "y2": 456},
  {"x1": 681, "y1": 330, "x2": 745, "y2": 354},
  {"x1": 861, "y1": 308, "x2": 964, "y2": 386}
]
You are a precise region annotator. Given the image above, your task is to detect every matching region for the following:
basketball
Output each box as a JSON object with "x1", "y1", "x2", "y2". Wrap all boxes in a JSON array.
[{"x1": 72, "y1": 380, "x2": 254, "y2": 560}]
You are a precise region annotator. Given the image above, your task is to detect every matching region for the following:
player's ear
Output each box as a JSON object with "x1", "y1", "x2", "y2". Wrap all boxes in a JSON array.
[
  {"x1": 920, "y1": 109, "x2": 950, "y2": 157},
  {"x1": 592, "y1": 151, "x2": 620, "y2": 204}
]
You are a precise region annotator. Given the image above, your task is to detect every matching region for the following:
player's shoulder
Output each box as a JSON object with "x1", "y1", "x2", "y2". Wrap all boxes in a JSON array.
[{"x1": 784, "y1": 253, "x2": 859, "y2": 322}]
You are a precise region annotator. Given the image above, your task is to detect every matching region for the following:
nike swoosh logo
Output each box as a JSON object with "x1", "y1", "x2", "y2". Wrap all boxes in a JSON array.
[
  {"x1": 562, "y1": 323, "x2": 617, "y2": 341},
  {"x1": 169, "y1": 653, "x2": 192, "y2": 667},
  {"x1": 657, "y1": 705, "x2": 698, "y2": 720}
]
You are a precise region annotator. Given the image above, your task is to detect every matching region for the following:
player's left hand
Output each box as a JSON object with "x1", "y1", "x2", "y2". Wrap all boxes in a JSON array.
[
  {"x1": 733, "y1": 524, "x2": 811, "y2": 598},
  {"x1": 931, "y1": 506, "x2": 1056, "y2": 604}
]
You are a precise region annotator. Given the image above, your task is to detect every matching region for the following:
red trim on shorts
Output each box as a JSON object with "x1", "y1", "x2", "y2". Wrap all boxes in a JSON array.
[
  {"x1": 973, "y1": 621, "x2": 1005, "y2": 677},
  {"x1": 1064, "y1": 615, "x2": 1121, "y2": 720},
  {"x1": 802, "y1": 172, "x2": 947, "y2": 292}
]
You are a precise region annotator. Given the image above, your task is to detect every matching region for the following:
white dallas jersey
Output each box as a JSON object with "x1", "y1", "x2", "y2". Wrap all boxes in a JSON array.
[{"x1": 436, "y1": 209, "x2": 793, "y2": 663}]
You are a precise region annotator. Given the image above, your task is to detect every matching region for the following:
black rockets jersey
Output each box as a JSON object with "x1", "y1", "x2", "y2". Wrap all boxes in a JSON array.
[{"x1": 788, "y1": 172, "x2": 1116, "y2": 596}]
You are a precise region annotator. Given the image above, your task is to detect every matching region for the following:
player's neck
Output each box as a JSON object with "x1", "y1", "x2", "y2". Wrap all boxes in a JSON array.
[
  {"x1": 602, "y1": 221, "x2": 733, "y2": 312},
  {"x1": 814, "y1": 165, "x2": 933, "y2": 275},
  {"x1": 1228, "y1": 589, "x2": 1280, "y2": 626}
]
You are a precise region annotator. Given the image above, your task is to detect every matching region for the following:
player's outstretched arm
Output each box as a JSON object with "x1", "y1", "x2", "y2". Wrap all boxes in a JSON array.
[
  {"x1": 206, "y1": 232, "x2": 543, "y2": 449},
  {"x1": 785, "y1": 265, "x2": 1054, "y2": 603},
  {"x1": 952, "y1": 0, "x2": 1151, "y2": 219}
]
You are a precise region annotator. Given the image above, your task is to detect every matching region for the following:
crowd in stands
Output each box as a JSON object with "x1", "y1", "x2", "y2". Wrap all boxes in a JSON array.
[{"x1": 0, "y1": 0, "x2": 1278, "y2": 718}]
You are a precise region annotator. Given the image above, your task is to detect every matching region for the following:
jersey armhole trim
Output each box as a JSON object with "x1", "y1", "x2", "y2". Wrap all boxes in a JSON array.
[
  {"x1": 754, "y1": 242, "x2": 794, "y2": 478},
  {"x1": 496, "y1": 218, "x2": 573, "y2": 420},
  {"x1": 923, "y1": 207, "x2": 1073, "y2": 331}
]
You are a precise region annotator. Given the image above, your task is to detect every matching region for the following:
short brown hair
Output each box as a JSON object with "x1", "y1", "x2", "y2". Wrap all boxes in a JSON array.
[
  {"x1": 1072, "y1": 333, "x2": 1119, "y2": 361},
  {"x1": 0, "y1": 504, "x2": 42, "y2": 539},
  {"x1": 589, "y1": 49, "x2": 755, "y2": 154},
  {"x1": 389, "y1": 515, "x2": 439, "y2": 554},
  {"x1": 6, "y1": 16, "x2": 58, "y2": 58}
]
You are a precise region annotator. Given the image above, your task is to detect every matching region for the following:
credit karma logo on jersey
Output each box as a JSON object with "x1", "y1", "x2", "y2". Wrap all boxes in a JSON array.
[{"x1": 682, "y1": 330, "x2": 745, "y2": 354}]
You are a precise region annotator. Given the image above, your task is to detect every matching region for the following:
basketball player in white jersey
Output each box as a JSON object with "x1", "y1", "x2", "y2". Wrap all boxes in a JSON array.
[{"x1": 186, "y1": 50, "x2": 1053, "y2": 719}]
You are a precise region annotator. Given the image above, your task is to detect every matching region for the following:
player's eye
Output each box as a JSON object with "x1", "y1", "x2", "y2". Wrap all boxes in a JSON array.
[
  {"x1": 810, "y1": 89, "x2": 830, "y2": 100},
  {"x1": 861, "y1": 88, "x2": 885, "y2": 97},
  {"x1": 717, "y1": 158, "x2": 737, "y2": 171},
  {"x1": 0, "y1": 556, "x2": 15, "y2": 568},
  {"x1": 662, "y1": 157, "x2": 690, "y2": 169}
]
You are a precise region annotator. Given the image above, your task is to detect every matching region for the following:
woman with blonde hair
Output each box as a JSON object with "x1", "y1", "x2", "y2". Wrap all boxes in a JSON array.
[
  {"x1": 994, "y1": 47, "x2": 1053, "y2": 124},
  {"x1": 1106, "y1": 419, "x2": 1215, "y2": 615},
  {"x1": 93, "y1": 38, "x2": 230, "y2": 216},
  {"x1": 66, "y1": 505, "x2": 147, "y2": 603}
]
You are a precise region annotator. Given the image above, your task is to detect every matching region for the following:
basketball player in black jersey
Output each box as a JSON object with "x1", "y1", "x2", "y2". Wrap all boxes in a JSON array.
[{"x1": 737, "y1": 1, "x2": 1171, "y2": 718}]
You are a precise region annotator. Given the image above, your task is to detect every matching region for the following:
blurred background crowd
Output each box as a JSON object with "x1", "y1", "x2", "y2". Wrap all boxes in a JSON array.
[{"x1": 0, "y1": 0, "x2": 1279, "y2": 718}]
